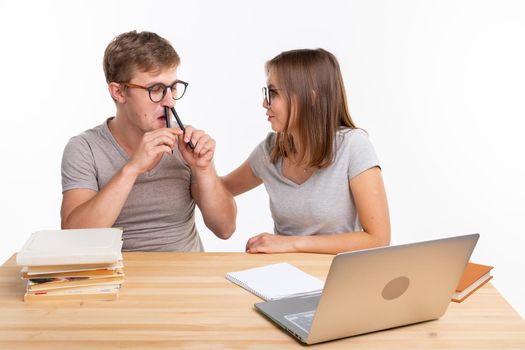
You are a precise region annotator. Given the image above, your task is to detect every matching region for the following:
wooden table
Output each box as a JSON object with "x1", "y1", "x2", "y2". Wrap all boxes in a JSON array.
[{"x1": 1, "y1": 252, "x2": 524, "y2": 349}]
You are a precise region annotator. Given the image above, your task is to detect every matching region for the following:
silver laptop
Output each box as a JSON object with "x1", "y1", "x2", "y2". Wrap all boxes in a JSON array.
[{"x1": 255, "y1": 234, "x2": 479, "y2": 344}]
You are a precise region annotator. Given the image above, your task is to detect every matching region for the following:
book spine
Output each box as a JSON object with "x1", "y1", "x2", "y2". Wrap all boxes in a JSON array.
[{"x1": 451, "y1": 276, "x2": 493, "y2": 303}]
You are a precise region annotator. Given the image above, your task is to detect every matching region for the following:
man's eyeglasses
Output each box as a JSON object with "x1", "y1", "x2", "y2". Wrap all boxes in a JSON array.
[
  {"x1": 122, "y1": 80, "x2": 188, "y2": 103},
  {"x1": 262, "y1": 86, "x2": 280, "y2": 106}
]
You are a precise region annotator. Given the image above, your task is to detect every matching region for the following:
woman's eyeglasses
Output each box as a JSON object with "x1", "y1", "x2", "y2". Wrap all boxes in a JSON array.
[{"x1": 262, "y1": 86, "x2": 280, "y2": 106}]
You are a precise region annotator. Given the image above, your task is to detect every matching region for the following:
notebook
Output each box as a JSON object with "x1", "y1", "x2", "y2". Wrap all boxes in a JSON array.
[
  {"x1": 16, "y1": 228, "x2": 123, "y2": 266},
  {"x1": 225, "y1": 262, "x2": 324, "y2": 301},
  {"x1": 452, "y1": 262, "x2": 493, "y2": 302}
]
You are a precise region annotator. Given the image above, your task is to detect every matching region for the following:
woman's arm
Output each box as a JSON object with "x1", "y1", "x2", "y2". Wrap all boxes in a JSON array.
[
  {"x1": 221, "y1": 160, "x2": 263, "y2": 196},
  {"x1": 245, "y1": 167, "x2": 390, "y2": 254}
]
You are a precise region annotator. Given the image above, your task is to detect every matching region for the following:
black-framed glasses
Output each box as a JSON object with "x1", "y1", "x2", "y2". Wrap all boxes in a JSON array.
[
  {"x1": 262, "y1": 86, "x2": 280, "y2": 106},
  {"x1": 122, "y1": 80, "x2": 188, "y2": 103}
]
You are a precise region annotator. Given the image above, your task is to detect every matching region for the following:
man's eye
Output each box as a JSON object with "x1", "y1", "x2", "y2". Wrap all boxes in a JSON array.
[{"x1": 150, "y1": 84, "x2": 165, "y2": 94}]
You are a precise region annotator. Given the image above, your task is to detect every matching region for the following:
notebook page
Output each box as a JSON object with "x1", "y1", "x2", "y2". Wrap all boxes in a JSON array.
[{"x1": 226, "y1": 262, "x2": 324, "y2": 301}]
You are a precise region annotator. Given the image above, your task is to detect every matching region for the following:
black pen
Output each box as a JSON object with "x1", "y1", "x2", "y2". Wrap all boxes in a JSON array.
[
  {"x1": 165, "y1": 106, "x2": 195, "y2": 150},
  {"x1": 164, "y1": 106, "x2": 171, "y2": 128},
  {"x1": 171, "y1": 107, "x2": 195, "y2": 149}
]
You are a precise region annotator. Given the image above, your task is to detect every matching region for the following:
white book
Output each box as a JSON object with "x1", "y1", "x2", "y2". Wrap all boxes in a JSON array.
[
  {"x1": 225, "y1": 262, "x2": 324, "y2": 301},
  {"x1": 16, "y1": 228, "x2": 123, "y2": 266}
]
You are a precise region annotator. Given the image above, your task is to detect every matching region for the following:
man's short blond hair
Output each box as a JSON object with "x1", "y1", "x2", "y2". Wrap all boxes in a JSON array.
[{"x1": 103, "y1": 30, "x2": 180, "y2": 83}]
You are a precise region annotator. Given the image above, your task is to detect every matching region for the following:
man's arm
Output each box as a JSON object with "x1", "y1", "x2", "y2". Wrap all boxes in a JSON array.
[
  {"x1": 191, "y1": 166, "x2": 237, "y2": 239},
  {"x1": 178, "y1": 126, "x2": 236, "y2": 239},
  {"x1": 61, "y1": 164, "x2": 139, "y2": 228},
  {"x1": 61, "y1": 128, "x2": 181, "y2": 228}
]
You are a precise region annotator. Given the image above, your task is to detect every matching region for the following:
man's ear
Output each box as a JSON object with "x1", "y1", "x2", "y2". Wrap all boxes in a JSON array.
[{"x1": 108, "y1": 82, "x2": 126, "y2": 103}]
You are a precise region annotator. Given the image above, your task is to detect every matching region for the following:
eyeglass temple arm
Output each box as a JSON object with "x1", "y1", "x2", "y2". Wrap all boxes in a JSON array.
[{"x1": 168, "y1": 107, "x2": 195, "y2": 150}]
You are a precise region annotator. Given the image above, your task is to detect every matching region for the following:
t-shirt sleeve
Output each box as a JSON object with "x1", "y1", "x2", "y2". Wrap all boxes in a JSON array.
[
  {"x1": 61, "y1": 136, "x2": 99, "y2": 193},
  {"x1": 248, "y1": 133, "x2": 273, "y2": 180},
  {"x1": 346, "y1": 129, "x2": 381, "y2": 180}
]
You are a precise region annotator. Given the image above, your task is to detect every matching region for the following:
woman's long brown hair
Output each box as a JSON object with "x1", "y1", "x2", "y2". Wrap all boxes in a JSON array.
[{"x1": 267, "y1": 48, "x2": 356, "y2": 168}]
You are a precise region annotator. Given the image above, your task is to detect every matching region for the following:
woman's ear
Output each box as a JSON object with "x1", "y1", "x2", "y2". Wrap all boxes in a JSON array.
[{"x1": 108, "y1": 82, "x2": 126, "y2": 103}]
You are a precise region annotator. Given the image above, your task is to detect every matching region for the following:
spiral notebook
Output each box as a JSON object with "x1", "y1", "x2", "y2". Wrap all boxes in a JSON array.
[{"x1": 225, "y1": 262, "x2": 324, "y2": 301}]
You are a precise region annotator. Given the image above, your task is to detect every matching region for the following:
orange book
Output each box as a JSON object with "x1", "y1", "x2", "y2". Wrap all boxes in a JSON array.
[{"x1": 452, "y1": 262, "x2": 493, "y2": 303}]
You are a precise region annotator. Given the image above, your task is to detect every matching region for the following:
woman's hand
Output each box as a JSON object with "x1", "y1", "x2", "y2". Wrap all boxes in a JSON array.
[{"x1": 245, "y1": 232, "x2": 298, "y2": 253}]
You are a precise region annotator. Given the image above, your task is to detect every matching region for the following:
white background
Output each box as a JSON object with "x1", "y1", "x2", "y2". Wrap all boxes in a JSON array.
[{"x1": 1, "y1": 0, "x2": 524, "y2": 318}]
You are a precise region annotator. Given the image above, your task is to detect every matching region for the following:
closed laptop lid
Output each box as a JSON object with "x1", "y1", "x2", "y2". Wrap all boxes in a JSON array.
[{"x1": 306, "y1": 234, "x2": 479, "y2": 344}]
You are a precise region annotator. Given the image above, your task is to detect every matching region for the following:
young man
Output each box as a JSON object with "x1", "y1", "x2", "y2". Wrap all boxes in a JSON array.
[{"x1": 60, "y1": 31, "x2": 236, "y2": 251}]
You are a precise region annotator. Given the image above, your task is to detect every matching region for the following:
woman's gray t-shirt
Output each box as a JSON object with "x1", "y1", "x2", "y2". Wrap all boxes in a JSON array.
[{"x1": 248, "y1": 128, "x2": 380, "y2": 236}]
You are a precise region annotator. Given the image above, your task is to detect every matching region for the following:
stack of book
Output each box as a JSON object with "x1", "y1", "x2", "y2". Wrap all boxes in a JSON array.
[{"x1": 16, "y1": 228, "x2": 124, "y2": 301}]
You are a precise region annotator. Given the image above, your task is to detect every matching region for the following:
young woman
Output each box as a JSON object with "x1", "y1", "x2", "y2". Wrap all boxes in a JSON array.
[{"x1": 222, "y1": 48, "x2": 390, "y2": 254}]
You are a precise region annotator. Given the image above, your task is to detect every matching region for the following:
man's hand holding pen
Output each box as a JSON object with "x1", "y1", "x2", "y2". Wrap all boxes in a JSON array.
[
  {"x1": 126, "y1": 128, "x2": 182, "y2": 176},
  {"x1": 124, "y1": 126, "x2": 215, "y2": 177},
  {"x1": 176, "y1": 125, "x2": 216, "y2": 171}
]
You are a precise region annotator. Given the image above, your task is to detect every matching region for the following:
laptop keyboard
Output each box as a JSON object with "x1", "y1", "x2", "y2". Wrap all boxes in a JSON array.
[
  {"x1": 284, "y1": 310, "x2": 316, "y2": 333},
  {"x1": 302, "y1": 294, "x2": 321, "y2": 308}
]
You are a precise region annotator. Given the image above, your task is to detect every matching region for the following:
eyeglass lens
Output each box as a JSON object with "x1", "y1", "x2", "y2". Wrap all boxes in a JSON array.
[
  {"x1": 150, "y1": 82, "x2": 187, "y2": 102},
  {"x1": 262, "y1": 87, "x2": 271, "y2": 105}
]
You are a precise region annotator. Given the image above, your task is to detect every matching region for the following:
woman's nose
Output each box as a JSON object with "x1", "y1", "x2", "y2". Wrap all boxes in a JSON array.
[{"x1": 262, "y1": 97, "x2": 270, "y2": 109}]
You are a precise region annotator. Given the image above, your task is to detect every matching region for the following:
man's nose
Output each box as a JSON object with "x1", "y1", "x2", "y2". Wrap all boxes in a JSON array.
[{"x1": 161, "y1": 87, "x2": 175, "y2": 107}]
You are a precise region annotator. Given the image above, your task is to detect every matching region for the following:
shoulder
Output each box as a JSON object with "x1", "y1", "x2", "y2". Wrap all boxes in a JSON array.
[
  {"x1": 248, "y1": 132, "x2": 276, "y2": 178},
  {"x1": 63, "y1": 122, "x2": 107, "y2": 159},
  {"x1": 262, "y1": 132, "x2": 276, "y2": 155},
  {"x1": 337, "y1": 127, "x2": 380, "y2": 178},
  {"x1": 337, "y1": 127, "x2": 376, "y2": 152},
  {"x1": 251, "y1": 132, "x2": 275, "y2": 158},
  {"x1": 337, "y1": 127, "x2": 369, "y2": 144}
]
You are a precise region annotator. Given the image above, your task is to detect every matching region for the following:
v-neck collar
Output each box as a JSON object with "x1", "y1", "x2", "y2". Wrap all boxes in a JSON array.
[{"x1": 277, "y1": 157, "x2": 317, "y2": 187}]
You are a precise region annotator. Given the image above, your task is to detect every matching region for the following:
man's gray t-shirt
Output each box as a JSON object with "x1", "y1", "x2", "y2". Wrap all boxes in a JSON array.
[
  {"x1": 248, "y1": 128, "x2": 380, "y2": 236},
  {"x1": 61, "y1": 118, "x2": 203, "y2": 252}
]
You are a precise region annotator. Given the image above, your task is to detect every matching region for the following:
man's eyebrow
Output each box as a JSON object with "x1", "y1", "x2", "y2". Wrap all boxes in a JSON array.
[{"x1": 146, "y1": 79, "x2": 178, "y2": 87}]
